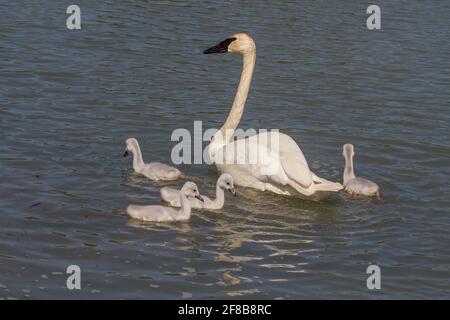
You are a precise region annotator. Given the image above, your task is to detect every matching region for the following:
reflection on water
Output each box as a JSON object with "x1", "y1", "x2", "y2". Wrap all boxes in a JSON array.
[{"x1": 1, "y1": 1, "x2": 450, "y2": 299}]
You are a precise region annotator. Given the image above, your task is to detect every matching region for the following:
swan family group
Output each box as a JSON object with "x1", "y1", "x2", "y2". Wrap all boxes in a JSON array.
[{"x1": 123, "y1": 33, "x2": 380, "y2": 223}]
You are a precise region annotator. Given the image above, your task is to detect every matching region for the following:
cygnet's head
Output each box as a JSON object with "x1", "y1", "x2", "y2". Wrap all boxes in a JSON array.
[
  {"x1": 343, "y1": 143, "x2": 354, "y2": 159},
  {"x1": 204, "y1": 32, "x2": 256, "y2": 56},
  {"x1": 218, "y1": 173, "x2": 236, "y2": 196},
  {"x1": 182, "y1": 182, "x2": 204, "y2": 202},
  {"x1": 124, "y1": 138, "x2": 139, "y2": 157}
]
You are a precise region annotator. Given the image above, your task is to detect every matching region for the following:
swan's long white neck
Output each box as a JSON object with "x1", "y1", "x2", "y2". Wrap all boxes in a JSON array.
[
  {"x1": 343, "y1": 154, "x2": 356, "y2": 186},
  {"x1": 209, "y1": 51, "x2": 256, "y2": 156},
  {"x1": 211, "y1": 181, "x2": 225, "y2": 209},
  {"x1": 179, "y1": 191, "x2": 192, "y2": 219},
  {"x1": 131, "y1": 143, "x2": 145, "y2": 172}
]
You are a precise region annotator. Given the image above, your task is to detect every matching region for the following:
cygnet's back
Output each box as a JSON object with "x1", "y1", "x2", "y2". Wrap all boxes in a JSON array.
[
  {"x1": 126, "y1": 205, "x2": 178, "y2": 222},
  {"x1": 124, "y1": 138, "x2": 183, "y2": 181},
  {"x1": 160, "y1": 174, "x2": 236, "y2": 210},
  {"x1": 127, "y1": 182, "x2": 202, "y2": 222},
  {"x1": 344, "y1": 177, "x2": 379, "y2": 196},
  {"x1": 160, "y1": 187, "x2": 205, "y2": 208},
  {"x1": 143, "y1": 162, "x2": 182, "y2": 181}
]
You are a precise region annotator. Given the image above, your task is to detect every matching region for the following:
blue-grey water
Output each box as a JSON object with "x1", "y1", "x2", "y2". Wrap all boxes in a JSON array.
[{"x1": 1, "y1": 1, "x2": 449, "y2": 299}]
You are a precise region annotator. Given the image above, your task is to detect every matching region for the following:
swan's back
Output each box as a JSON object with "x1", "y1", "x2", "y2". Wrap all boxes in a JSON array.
[{"x1": 126, "y1": 204, "x2": 181, "y2": 222}]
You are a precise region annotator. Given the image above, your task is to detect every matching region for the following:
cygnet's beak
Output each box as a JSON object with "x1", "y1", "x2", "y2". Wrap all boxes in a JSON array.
[
  {"x1": 228, "y1": 188, "x2": 236, "y2": 197},
  {"x1": 195, "y1": 195, "x2": 204, "y2": 202},
  {"x1": 203, "y1": 37, "x2": 236, "y2": 54},
  {"x1": 123, "y1": 150, "x2": 129, "y2": 157}
]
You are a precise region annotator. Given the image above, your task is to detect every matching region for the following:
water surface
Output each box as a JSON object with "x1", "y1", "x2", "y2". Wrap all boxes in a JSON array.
[{"x1": 0, "y1": 1, "x2": 449, "y2": 299}]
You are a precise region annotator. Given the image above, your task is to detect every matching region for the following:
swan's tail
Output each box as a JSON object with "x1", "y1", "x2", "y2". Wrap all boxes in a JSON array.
[
  {"x1": 164, "y1": 168, "x2": 184, "y2": 181},
  {"x1": 312, "y1": 180, "x2": 343, "y2": 192},
  {"x1": 287, "y1": 173, "x2": 342, "y2": 197},
  {"x1": 311, "y1": 173, "x2": 343, "y2": 192}
]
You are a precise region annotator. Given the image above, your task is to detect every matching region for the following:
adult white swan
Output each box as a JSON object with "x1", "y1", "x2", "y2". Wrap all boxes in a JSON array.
[{"x1": 203, "y1": 33, "x2": 342, "y2": 199}]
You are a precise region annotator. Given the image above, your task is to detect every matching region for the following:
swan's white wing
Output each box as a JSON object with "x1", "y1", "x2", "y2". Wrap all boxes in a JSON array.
[
  {"x1": 217, "y1": 132, "x2": 313, "y2": 188},
  {"x1": 215, "y1": 132, "x2": 311, "y2": 188},
  {"x1": 214, "y1": 138, "x2": 272, "y2": 177},
  {"x1": 275, "y1": 133, "x2": 342, "y2": 192},
  {"x1": 274, "y1": 132, "x2": 313, "y2": 187}
]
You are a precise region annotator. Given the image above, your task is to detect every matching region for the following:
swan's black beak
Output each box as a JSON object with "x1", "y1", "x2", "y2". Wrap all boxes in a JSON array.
[
  {"x1": 204, "y1": 37, "x2": 236, "y2": 54},
  {"x1": 195, "y1": 195, "x2": 204, "y2": 202},
  {"x1": 228, "y1": 188, "x2": 236, "y2": 197},
  {"x1": 123, "y1": 150, "x2": 129, "y2": 157}
]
